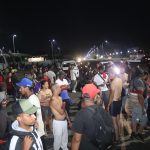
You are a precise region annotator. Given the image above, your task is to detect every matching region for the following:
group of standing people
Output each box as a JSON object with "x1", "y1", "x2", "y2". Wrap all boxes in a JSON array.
[{"x1": 0, "y1": 61, "x2": 150, "y2": 150}]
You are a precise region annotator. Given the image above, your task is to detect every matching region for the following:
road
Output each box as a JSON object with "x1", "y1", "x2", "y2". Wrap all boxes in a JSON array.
[{"x1": 7, "y1": 92, "x2": 150, "y2": 150}]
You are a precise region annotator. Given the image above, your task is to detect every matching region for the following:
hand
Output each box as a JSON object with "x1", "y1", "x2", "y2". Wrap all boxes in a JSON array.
[
  {"x1": 68, "y1": 121, "x2": 72, "y2": 129},
  {"x1": 22, "y1": 136, "x2": 33, "y2": 150},
  {"x1": 61, "y1": 102, "x2": 66, "y2": 110},
  {"x1": 106, "y1": 105, "x2": 110, "y2": 112},
  {"x1": 34, "y1": 120, "x2": 38, "y2": 129}
]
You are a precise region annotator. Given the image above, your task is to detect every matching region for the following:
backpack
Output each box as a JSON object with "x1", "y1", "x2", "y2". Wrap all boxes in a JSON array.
[{"x1": 88, "y1": 106, "x2": 114, "y2": 150}]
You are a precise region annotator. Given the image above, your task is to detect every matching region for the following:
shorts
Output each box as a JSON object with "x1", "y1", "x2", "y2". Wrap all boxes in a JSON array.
[
  {"x1": 41, "y1": 106, "x2": 52, "y2": 122},
  {"x1": 109, "y1": 100, "x2": 122, "y2": 117},
  {"x1": 132, "y1": 106, "x2": 148, "y2": 127},
  {"x1": 125, "y1": 94, "x2": 140, "y2": 115}
]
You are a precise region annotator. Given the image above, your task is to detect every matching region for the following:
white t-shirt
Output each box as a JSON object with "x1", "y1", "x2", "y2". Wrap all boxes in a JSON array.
[
  {"x1": 47, "y1": 70, "x2": 56, "y2": 84},
  {"x1": 93, "y1": 73, "x2": 109, "y2": 91},
  {"x1": 70, "y1": 69, "x2": 77, "y2": 80},
  {"x1": 55, "y1": 78, "x2": 69, "y2": 86},
  {"x1": 28, "y1": 94, "x2": 45, "y2": 137}
]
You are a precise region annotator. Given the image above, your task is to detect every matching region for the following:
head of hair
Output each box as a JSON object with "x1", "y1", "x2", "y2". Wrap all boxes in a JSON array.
[
  {"x1": 40, "y1": 80, "x2": 47, "y2": 89},
  {"x1": 51, "y1": 84, "x2": 59, "y2": 93}
]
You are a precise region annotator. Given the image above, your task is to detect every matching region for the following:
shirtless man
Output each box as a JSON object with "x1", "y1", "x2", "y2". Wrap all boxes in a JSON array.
[
  {"x1": 50, "y1": 84, "x2": 71, "y2": 150},
  {"x1": 107, "y1": 67, "x2": 122, "y2": 143}
]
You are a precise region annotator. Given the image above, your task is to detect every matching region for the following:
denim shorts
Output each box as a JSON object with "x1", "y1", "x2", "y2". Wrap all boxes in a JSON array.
[
  {"x1": 132, "y1": 106, "x2": 148, "y2": 127},
  {"x1": 41, "y1": 106, "x2": 52, "y2": 121}
]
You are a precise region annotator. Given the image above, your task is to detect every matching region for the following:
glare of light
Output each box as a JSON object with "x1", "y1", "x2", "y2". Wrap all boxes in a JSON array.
[
  {"x1": 120, "y1": 51, "x2": 123, "y2": 54},
  {"x1": 105, "y1": 40, "x2": 108, "y2": 43},
  {"x1": 96, "y1": 54, "x2": 99, "y2": 57},
  {"x1": 134, "y1": 49, "x2": 136, "y2": 52},
  {"x1": 116, "y1": 52, "x2": 118, "y2": 55},
  {"x1": 113, "y1": 66, "x2": 120, "y2": 74},
  {"x1": 100, "y1": 55, "x2": 104, "y2": 58},
  {"x1": 77, "y1": 57, "x2": 82, "y2": 62},
  {"x1": 109, "y1": 53, "x2": 112, "y2": 56},
  {"x1": 83, "y1": 57, "x2": 86, "y2": 60},
  {"x1": 128, "y1": 50, "x2": 130, "y2": 53},
  {"x1": 13, "y1": 34, "x2": 16, "y2": 37}
]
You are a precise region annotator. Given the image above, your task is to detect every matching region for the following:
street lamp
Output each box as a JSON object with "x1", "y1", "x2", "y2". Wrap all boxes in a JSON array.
[
  {"x1": 101, "y1": 40, "x2": 108, "y2": 53},
  {"x1": 12, "y1": 34, "x2": 17, "y2": 53},
  {"x1": 49, "y1": 39, "x2": 55, "y2": 63}
]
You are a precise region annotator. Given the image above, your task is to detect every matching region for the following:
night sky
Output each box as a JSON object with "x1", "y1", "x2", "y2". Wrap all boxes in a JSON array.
[{"x1": 0, "y1": 1, "x2": 150, "y2": 56}]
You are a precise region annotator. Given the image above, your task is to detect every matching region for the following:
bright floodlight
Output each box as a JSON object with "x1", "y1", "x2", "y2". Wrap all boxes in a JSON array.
[
  {"x1": 113, "y1": 66, "x2": 120, "y2": 74},
  {"x1": 77, "y1": 57, "x2": 82, "y2": 62}
]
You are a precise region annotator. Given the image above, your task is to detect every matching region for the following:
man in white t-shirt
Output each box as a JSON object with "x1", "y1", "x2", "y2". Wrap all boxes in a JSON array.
[
  {"x1": 70, "y1": 64, "x2": 78, "y2": 93},
  {"x1": 55, "y1": 71, "x2": 71, "y2": 117},
  {"x1": 16, "y1": 78, "x2": 46, "y2": 148},
  {"x1": 93, "y1": 68, "x2": 109, "y2": 109}
]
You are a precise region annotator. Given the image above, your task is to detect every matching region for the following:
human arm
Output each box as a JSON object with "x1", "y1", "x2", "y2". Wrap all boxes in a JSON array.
[
  {"x1": 138, "y1": 94, "x2": 144, "y2": 113},
  {"x1": 106, "y1": 88, "x2": 114, "y2": 111},
  {"x1": 60, "y1": 84, "x2": 70, "y2": 90},
  {"x1": 60, "y1": 79, "x2": 70, "y2": 90},
  {"x1": 135, "y1": 79, "x2": 145, "y2": 113},
  {"x1": 22, "y1": 136, "x2": 33, "y2": 150},
  {"x1": 71, "y1": 132, "x2": 82, "y2": 150},
  {"x1": 65, "y1": 109, "x2": 72, "y2": 128}
]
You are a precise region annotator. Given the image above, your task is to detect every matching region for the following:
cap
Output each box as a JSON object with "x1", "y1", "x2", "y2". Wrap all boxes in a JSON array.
[
  {"x1": 16, "y1": 78, "x2": 32, "y2": 87},
  {"x1": 82, "y1": 83, "x2": 100, "y2": 100},
  {"x1": 12, "y1": 99, "x2": 38, "y2": 115},
  {"x1": 0, "y1": 91, "x2": 6, "y2": 103}
]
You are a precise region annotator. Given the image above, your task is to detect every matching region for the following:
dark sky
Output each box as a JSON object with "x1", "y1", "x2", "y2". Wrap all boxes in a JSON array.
[{"x1": 0, "y1": 1, "x2": 150, "y2": 55}]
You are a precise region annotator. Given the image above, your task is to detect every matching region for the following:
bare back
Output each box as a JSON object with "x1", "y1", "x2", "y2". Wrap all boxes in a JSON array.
[{"x1": 111, "y1": 77, "x2": 122, "y2": 101}]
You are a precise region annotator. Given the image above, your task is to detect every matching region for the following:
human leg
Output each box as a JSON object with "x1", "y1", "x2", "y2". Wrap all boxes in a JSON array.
[
  {"x1": 61, "y1": 120, "x2": 68, "y2": 150},
  {"x1": 53, "y1": 120, "x2": 63, "y2": 150}
]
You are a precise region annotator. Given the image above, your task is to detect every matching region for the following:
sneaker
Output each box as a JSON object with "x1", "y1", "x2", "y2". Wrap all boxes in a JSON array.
[{"x1": 72, "y1": 90, "x2": 76, "y2": 93}]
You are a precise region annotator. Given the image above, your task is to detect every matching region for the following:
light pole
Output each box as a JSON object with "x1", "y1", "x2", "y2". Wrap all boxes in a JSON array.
[
  {"x1": 49, "y1": 39, "x2": 55, "y2": 63},
  {"x1": 101, "y1": 40, "x2": 108, "y2": 55},
  {"x1": 12, "y1": 34, "x2": 17, "y2": 53}
]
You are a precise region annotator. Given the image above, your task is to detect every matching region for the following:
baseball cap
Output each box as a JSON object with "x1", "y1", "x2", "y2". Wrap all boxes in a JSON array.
[
  {"x1": 12, "y1": 99, "x2": 38, "y2": 116},
  {"x1": 0, "y1": 91, "x2": 6, "y2": 103},
  {"x1": 82, "y1": 83, "x2": 100, "y2": 100},
  {"x1": 16, "y1": 78, "x2": 32, "y2": 87}
]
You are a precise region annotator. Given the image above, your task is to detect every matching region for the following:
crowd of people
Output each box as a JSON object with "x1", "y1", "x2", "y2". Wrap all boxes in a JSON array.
[{"x1": 0, "y1": 60, "x2": 150, "y2": 150}]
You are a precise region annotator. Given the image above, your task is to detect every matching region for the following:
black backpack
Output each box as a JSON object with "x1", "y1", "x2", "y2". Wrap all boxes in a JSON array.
[{"x1": 88, "y1": 106, "x2": 115, "y2": 150}]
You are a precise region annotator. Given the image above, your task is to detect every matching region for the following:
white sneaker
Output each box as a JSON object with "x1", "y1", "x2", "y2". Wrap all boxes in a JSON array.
[{"x1": 72, "y1": 90, "x2": 76, "y2": 93}]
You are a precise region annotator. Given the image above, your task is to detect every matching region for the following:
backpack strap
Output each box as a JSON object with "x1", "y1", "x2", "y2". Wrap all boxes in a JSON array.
[{"x1": 98, "y1": 73, "x2": 105, "y2": 82}]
